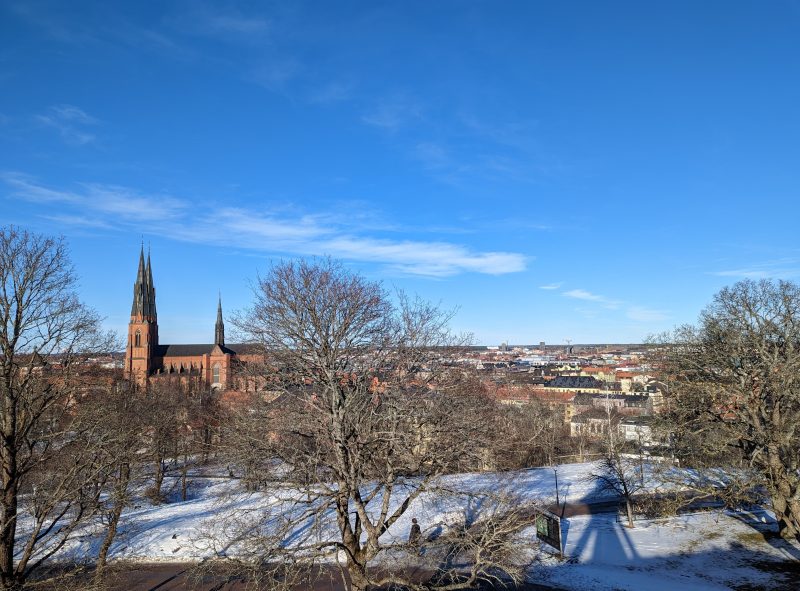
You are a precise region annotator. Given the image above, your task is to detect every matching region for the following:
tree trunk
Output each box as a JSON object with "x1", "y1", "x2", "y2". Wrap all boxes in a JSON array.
[
  {"x1": 767, "y1": 453, "x2": 800, "y2": 541},
  {"x1": 346, "y1": 558, "x2": 370, "y2": 591},
  {"x1": 0, "y1": 422, "x2": 18, "y2": 590},
  {"x1": 770, "y1": 487, "x2": 800, "y2": 541},
  {"x1": 625, "y1": 498, "x2": 635, "y2": 529},
  {"x1": 202, "y1": 426, "x2": 211, "y2": 463},
  {"x1": 153, "y1": 459, "x2": 164, "y2": 501},
  {"x1": 96, "y1": 464, "x2": 131, "y2": 578},
  {"x1": 0, "y1": 479, "x2": 18, "y2": 589},
  {"x1": 336, "y1": 493, "x2": 370, "y2": 591},
  {"x1": 181, "y1": 453, "x2": 188, "y2": 502}
]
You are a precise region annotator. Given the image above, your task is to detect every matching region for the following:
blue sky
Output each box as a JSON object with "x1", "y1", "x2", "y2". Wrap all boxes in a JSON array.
[{"x1": 2, "y1": 1, "x2": 799, "y2": 345}]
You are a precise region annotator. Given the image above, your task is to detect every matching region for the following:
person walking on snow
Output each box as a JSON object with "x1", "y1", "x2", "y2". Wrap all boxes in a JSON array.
[{"x1": 409, "y1": 518, "x2": 421, "y2": 546}]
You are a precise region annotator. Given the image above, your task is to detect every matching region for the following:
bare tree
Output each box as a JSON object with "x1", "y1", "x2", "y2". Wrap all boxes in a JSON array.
[
  {"x1": 70, "y1": 379, "x2": 145, "y2": 580},
  {"x1": 567, "y1": 417, "x2": 597, "y2": 464},
  {"x1": 586, "y1": 400, "x2": 646, "y2": 528},
  {"x1": 176, "y1": 381, "x2": 219, "y2": 501},
  {"x1": 494, "y1": 397, "x2": 569, "y2": 469},
  {"x1": 138, "y1": 376, "x2": 216, "y2": 503},
  {"x1": 77, "y1": 377, "x2": 216, "y2": 582},
  {"x1": 0, "y1": 226, "x2": 113, "y2": 588},
  {"x1": 225, "y1": 258, "x2": 524, "y2": 591},
  {"x1": 137, "y1": 379, "x2": 185, "y2": 503},
  {"x1": 588, "y1": 443, "x2": 645, "y2": 529},
  {"x1": 653, "y1": 279, "x2": 800, "y2": 541},
  {"x1": 216, "y1": 390, "x2": 278, "y2": 491}
]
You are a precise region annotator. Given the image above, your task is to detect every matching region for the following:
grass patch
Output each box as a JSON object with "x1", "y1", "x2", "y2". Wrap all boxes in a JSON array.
[{"x1": 735, "y1": 530, "x2": 781, "y2": 545}]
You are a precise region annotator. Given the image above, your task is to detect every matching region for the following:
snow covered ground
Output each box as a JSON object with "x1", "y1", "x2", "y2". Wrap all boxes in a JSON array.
[
  {"x1": 532, "y1": 509, "x2": 800, "y2": 590},
  {"x1": 44, "y1": 462, "x2": 800, "y2": 589}
]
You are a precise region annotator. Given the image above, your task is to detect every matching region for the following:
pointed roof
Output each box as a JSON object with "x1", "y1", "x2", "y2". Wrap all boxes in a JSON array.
[
  {"x1": 145, "y1": 248, "x2": 156, "y2": 318},
  {"x1": 137, "y1": 245, "x2": 146, "y2": 281},
  {"x1": 146, "y1": 251, "x2": 153, "y2": 289},
  {"x1": 131, "y1": 245, "x2": 146, "y2": 316},
  {"x1": 215, "y1": 294, "x2": 225, "y2": 346},
  {"x1": 130, "y1": 244, "x2": 156, "y2": 320}
]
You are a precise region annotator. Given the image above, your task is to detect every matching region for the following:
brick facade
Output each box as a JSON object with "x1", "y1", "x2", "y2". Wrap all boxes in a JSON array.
[{"x1": 123, "y1": 247, "x2": 242, "y2": 390}]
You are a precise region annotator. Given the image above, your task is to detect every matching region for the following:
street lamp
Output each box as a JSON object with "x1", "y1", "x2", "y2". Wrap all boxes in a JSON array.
[{"x1": 554, "y1": 466, "x2": 560, "y2": 506}]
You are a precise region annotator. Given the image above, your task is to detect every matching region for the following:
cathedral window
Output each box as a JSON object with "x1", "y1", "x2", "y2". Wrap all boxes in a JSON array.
[
  {"x1": 135, "y1": 331, "x2": 141, "y2": 347},
  {"x1": 212, "y1": 363, "x2": 221, "y2": 385}
]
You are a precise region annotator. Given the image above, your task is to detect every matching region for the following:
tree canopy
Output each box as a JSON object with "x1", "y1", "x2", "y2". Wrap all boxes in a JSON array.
[{"x1": 656, "y1": 279, "x2": 800, "y2": 540}]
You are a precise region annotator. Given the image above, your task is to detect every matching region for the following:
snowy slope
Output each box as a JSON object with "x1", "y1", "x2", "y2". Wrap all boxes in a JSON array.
[
  {"x1": 46, "y1": 462, "x2": 799, "y2": 589},
  {"x1": 531, "y1": 509, "x2": 799, "y2": 590}
]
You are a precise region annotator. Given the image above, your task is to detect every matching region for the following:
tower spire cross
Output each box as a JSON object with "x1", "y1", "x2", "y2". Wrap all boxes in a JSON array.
[{"x1": 215, "y1": 292, "x2": 225, "y2": 347}]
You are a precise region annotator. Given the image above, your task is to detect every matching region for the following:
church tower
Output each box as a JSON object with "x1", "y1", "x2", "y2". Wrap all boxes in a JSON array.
[
  {"x1": 125, "y1": 246, "x2": 159, "y2": 384},
  {"x1": 215, "y1": 295, "x2": 225, "y2": 346}
]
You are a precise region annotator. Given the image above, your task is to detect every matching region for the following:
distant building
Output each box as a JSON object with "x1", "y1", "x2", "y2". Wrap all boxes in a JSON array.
[
  {"x1": 544, "y1": 375, "x2": 604, "y2": 392},
  {"x1": 570, "y1": 409, "x2": 655, "y2": 442},
  {"x1": 124, "y1": 247, "x2": 255, "y2": 389},
  {"x1": 569, "y1": 408, "x2": 619, "y2": 437},
  {"x1": 618, "y1": 416, "x2": 655, "y2": 444}
]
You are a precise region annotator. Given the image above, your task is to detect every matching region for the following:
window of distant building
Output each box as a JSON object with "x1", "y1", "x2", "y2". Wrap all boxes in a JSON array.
[
  {"x1": 135, "y1": 331, "x2": 141, "y2": 347},
  {"x1": 212, "y1": 363, "x2": 220, "y2": 385}
]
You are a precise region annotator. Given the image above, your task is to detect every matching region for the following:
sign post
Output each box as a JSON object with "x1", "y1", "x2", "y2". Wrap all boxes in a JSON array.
[{"x1": 534, "y1": 508, "x2": 563, "y2": 558}]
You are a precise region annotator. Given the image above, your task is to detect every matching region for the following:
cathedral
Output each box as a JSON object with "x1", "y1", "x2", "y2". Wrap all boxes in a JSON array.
[{"x1": 124, "y1": 247, "x2": 242, "y2": 389}]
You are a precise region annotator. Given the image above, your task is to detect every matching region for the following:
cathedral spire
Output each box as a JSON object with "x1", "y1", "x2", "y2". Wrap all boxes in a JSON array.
[
  {"x1": 146, "y1": 247, "x2": 157, "y2": 319},
  {"x1": 215, "y1": 294, "x2": 225, "y2": 346},
  {"x1": 131, "y1": 245, "x2": 146, "y2": 316},
  {"x1": 130, "y1": 244, "x2": 156, "y2": 321},
  {"x1": 126, "y1": 245, "x2": 159, "y2": 383}
]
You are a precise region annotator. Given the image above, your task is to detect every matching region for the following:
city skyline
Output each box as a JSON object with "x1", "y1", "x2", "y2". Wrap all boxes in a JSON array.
[{"x1": 2, "y1": 1, "x2": 800, "y2": 344}]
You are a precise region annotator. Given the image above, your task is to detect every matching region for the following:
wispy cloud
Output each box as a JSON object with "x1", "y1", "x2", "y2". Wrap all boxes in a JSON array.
[
  {"x1": 414, "y1": 142, "x2": 455, "y2": 171},
  {"x1": 395, "y1": 109, "x2": 568, "y2": 186},
  {"x1": 459, "y1": 113, "x2": 541, "y2": 151},
  {"x1": 41, "y1": 214, "x2": 113, "y2": 230},
  {"x1": 35, "y1": 104, "x2": 98, "y2": 145},
  {"x1": 192, "y1": 208, "x2": 329, "y2": 244},
  {"x1": 3, "y1": 173, "x2": 185, "y2": 221},
  {"x1": 362, "y1": 96, "x2": 422, "y2": 130},
  {"x1": 563, "y1": 289, "x2": 611, "y2": 304},
  {"x1": 711, "y1": 259, "x2": 800, "y2": 280},
  {"x1": 713, "y1": 268, "x2": 771, "y2": 279},
  {"x1": 626, "y1": 306, "x2": 669, "y2": 322},
  {"x1": 13, "y1": 0, "x2": 269, "y2": 47},
  {"x1": 319, "y1": 236, "x2": 524, "y2": 276},
  {"x1": 7, "y1": 2, "x2": 88, "y2": 43},
  {"x1": 157, "y1": 2, "x2": 272, "y2": 41},
  {"x1": 172, "y1": 212, "x2": 526, "y2": 276},
  {"x1": 249, "y1": 58, "x2": 302, "y2": 92},
  {"x1": 563, "y1": 287, "x2": 668, "y2": 323},
  {"x1": 308, "y1": 81, "x2": 354, "y2": 104},
  {"x1": 539, "y1": 282, "x2": 562, "y2": 290},
  {"x1": 3, "y1": 174, "x2": 527, "y2": 278},
  {"x1": 187, "y1": 12, "x2": 270, "y2": 37},
  {"x1": 411, "y1": 141, "x2": 486, "y2": 186}
]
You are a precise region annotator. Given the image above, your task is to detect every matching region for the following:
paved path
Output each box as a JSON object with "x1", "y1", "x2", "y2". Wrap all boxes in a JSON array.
[{"x1": 99, "y1": 563, "x2": 566, "y2": 591}]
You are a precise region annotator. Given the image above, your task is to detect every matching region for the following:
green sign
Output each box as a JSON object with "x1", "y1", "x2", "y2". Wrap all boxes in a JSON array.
[{"x1": 534, "y1": 509, "x2": 563, "y2": 556}]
